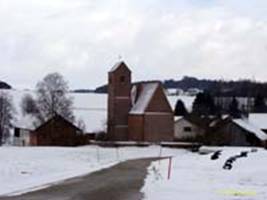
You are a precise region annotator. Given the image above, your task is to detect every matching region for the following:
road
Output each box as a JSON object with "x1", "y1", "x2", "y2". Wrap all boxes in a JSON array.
[{"x1": 0, "y1": 158, "x2": 157, "y2": 200}]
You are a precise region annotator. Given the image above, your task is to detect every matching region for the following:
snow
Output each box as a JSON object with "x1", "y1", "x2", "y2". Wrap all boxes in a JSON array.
[
  {"x1": 233, "y1": 119, "x2": 267, "y2": 141},
  {"x1": 249, "y1": 113, "x2": 267, "y2": 130},
  {"x1": 130, "y1": 82, "x2": 159, "y2": 115},
  {"x1": 0, "y1": 89, "x2": 107, "y2": 133},
  {"x1": 167, "y1": 95, "x2": 195, "y2": 112},
  {"x1": 109, "y1": 61, "x2": 126, "y2": 72},
  {"x1": 0, "y1": 145, "x2": 177, "y2": 196},
  {"x1": 1, "y1": 89, "x2": 195, "y2": 133},
  {"x1": 72, "y1": 93, "x2": 107, "y2": 133},
  {"x1": 142, "y1": 147, "x2": 267, "y2": 200}
]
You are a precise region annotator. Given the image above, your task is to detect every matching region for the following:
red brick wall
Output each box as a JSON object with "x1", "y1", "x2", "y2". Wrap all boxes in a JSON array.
[
  {"x1": 146, "y1": 84, "x2": 173, "y2": 113},
  {"x1": 144, "y1": 113, "x2": 174, "y2": 142},
  {"x1": 128, "y1": 115, "x2": 144, "y2": 141}
]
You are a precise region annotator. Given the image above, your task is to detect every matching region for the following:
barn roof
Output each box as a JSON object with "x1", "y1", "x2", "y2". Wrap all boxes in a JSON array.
[
  {"x1": 129, "y1": 82, "x2": 160, "y2": 115},
  {"x1": 34, "y1": 114, "x2": 81, "y2": 133},
  {"x1": 233, "y1": 119, "x2": 267, "y2": 141},
  {"x1": 13, "y1": 115, "x2": 39, "y2": 131}
]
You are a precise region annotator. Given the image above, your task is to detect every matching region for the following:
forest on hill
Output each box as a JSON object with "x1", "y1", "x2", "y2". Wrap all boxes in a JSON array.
[{"x1": 94, "y1": 76, "x2": 267, "y2": 97}]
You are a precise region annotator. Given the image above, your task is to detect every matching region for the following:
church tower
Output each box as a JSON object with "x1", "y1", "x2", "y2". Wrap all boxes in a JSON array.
[{"x1": 107, "y1": 61, "x2": 132, "y2": 141}]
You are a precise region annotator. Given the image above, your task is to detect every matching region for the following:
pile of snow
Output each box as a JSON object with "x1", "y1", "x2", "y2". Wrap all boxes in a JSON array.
[
  {"x1": 0, "y1": 145, "x2": 177, "y2": 196},
  {"x1": 142, "y1": 147, "x2": 267, "y2": 200}
]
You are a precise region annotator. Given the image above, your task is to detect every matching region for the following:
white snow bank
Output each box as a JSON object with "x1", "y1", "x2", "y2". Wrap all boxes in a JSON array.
[
  {"x1": 0, "y1": 146, "x2": 177, "y2": 196},
  {"x1": 142, "y1": 147, "x2": 267, "y2": 200}
]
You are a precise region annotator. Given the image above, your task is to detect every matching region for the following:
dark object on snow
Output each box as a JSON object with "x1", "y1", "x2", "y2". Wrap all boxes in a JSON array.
[
  {"x1": 223, "y1": 151, "x2": 250, "y2": 170},
  {"x1": 211, "y1": 150, "x2": 222, "y2": 160},
  {"x1": 223, "y1": 162, "x2": 233, "y2": 170},
  {"x1": 239, "y1": 151, "x2": 248, "y2": 157},
  {"x1": 251, "y1": 148, "x2": 258, "y2": 153}
]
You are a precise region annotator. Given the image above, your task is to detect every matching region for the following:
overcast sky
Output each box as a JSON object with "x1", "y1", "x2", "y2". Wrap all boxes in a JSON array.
[{"x1": 1, "y1": 0, "x2": 267, "y2": 89}]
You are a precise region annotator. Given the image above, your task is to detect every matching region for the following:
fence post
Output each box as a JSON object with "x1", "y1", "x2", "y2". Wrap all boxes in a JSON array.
[
  {"x1": 168, "y1": 157, "x2": 172, "y2": 180},
  {"x1": 96, "y1": 145, "x2": 100, "y2": 163},
  {"x1": 116, "y1": 147, "x2": 120, "y2": 161}
]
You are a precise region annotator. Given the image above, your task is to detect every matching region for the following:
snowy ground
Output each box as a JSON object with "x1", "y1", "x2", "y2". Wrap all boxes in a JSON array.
[
  {"x1": 0, "y1": 145, "x2": 177, "y2": 196},
  {"x1": 142, "y1": 146, "x2": 267, "y2": 200}
]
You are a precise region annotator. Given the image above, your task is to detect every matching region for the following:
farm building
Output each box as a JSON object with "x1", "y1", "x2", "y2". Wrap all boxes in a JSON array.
[
  {"x1": 174, "y1": 116, "x2": 206, "y2": 141},
  {"x1": 14, "y1": 114, "x2": 84, "y2": 146},
  {"x1": 107, "y1": 61, "x2": 174, "y2": 142},
  {"x1": 208, "y1": 116, "x2": 267, "y2": 147}
]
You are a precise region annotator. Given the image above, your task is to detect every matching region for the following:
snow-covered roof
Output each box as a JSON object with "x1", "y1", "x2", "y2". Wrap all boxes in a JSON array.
[
  {"x1": 174, "y1": 116, "x2": 183, "y2": 122},
  {"x1": 13, "y1": 115, "x2": 38, "y2": 131},
  {"x1": 249, "y1": 113, "x2": 267, "y2": 130},
  {"x1": 129, "y1": 82, "x2": 159, "y2": 115},
  {"x1": 109, "y1": 61, "x2": 130, "y2": 73},
  {"x1": 233, "y1": 119, "x2": 267, "y2": 141}
]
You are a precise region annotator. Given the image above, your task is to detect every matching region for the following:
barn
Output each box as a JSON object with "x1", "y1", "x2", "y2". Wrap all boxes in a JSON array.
[
  {"x1": 208, "y1": 116, "x2": 267, "y2": 147},
  {"x1": 174, "y1": 116, "x2": 205, "y2": 141},
  {"x1": 14, "y1": 114, "x2": 83, "y2": 146}
]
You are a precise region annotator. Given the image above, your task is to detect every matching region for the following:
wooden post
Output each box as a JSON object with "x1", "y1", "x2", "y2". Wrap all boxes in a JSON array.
[{"x1": 96, "y1": 145, "x2": 100, "y2": 163}]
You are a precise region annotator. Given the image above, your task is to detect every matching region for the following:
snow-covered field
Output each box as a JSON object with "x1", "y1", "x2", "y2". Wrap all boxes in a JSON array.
[
  {"x1": 0, "y1": 145, "x2": 177, "y2": 196},
  {"x1": 142, "y1": 147, "x2": 267, "y2": 200},
  {"x1": 1, "y1": 146, "x2": 266, "y2": 199},
  {"x1": 1, "y1": 89, "x2": 195, "y2": 133}
]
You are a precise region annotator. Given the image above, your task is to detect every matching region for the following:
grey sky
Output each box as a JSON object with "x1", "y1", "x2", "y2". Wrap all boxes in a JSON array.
[{"x1": 0, "y1": 0, "x2": 267, "y2": 89}]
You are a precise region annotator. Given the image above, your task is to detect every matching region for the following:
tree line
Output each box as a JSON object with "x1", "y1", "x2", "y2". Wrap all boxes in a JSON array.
[
  {"x1": 165, "y1": 76, "x2": 267, "y2": 97},
  {"x1": 175, "y1": 91, "x2": 267, "y2": 118}
]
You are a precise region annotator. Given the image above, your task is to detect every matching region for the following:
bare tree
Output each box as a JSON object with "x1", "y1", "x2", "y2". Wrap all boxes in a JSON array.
[
  {"x1": 35, "y1": 72, "x2": 75, "y2": 123},
  {"x1": 0, "y1": 92, "x2": 14, "y2": 145},
  {"x1": 21, "y1": 94, "x2": 39, "y2": 116}
]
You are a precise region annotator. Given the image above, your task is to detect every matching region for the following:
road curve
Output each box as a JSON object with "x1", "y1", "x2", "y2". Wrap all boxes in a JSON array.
[{"x1": 0, "y1": 158, "x2": 158, "y2": 200}]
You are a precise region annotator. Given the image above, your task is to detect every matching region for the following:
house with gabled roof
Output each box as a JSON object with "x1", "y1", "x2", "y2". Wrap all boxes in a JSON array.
[
  {"x1": 108, "y1": 61, "x2": 174, "y2": 142},
  {"x1": 14, "y1": 114, "x2": 83, "y2": 146},
  {"x1": 208, "y1": 116, "x2": 267, "y2": 147}
]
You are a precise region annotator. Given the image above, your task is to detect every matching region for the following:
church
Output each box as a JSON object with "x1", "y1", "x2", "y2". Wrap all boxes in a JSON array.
[{"x1": 107, "y1": 61, "x2": 174, "y2": 142}]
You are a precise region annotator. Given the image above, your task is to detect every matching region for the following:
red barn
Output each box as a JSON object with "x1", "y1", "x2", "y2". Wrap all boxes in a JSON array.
[
  {"x1": 14, "y1": 114, "x2": 83, "y2": 146},
  {"x1": 108, "y1": 61, "x2": 174, "y2": 142}
]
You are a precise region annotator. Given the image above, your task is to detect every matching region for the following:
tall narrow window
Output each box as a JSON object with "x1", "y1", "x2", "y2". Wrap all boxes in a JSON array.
[{"x1": 120, "y1": 76, "x2": 125, "y2": 83}]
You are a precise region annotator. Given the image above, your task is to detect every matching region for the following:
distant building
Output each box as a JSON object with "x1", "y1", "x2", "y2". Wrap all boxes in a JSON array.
[
  {"x1": 174, "y1": 116, "x2": 205, "y2": 141},
  {"x1": 208, "y1": 116, "x2": 267, "y2": 147},
  {"x1": 14, "y1": 114, "x2": 83, "y2": 146},
  {"x1": 186, "y1": 88, "x2": 203, "y2": 96},
  {"x1": 167, "y1": 88, "x2": 184, "y2": 96},
  {"x1": 108, "y1": 61, "x2": 174, "y2": 142}
]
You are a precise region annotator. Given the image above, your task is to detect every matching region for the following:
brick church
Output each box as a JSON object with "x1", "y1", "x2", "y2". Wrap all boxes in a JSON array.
[{"x1": 107, "y1": 61, "x2": 174, "y2": 142}]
